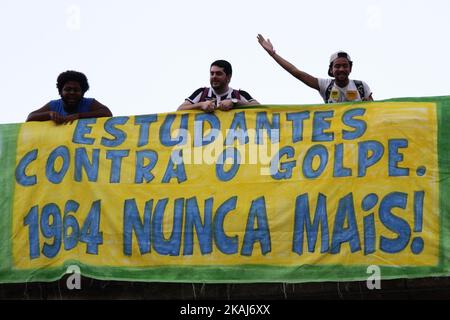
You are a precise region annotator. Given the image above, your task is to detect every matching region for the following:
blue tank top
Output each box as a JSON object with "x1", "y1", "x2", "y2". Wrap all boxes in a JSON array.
[{"x1": 49, "y1": 98, "x2": 94, "y2": 116}]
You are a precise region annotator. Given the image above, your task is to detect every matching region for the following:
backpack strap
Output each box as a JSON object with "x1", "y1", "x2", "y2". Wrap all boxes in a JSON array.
[
  {"x1": 232, "y1": 89, "x2": 241, "y2": 100},
  {"x1": 353, "y1": 80, "x2": 365, "y2": 100},
  {"x1": 199, "y1": 87, "x2": 210, "y2": 102},
  {"x1": 324, "y1": 80, "x2": 335, "y2": 103}
]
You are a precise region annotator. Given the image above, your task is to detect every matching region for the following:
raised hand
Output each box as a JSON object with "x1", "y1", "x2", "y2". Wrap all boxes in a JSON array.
[{"x1": 257, "y1": 34, "x2": 276, "y2": 56}]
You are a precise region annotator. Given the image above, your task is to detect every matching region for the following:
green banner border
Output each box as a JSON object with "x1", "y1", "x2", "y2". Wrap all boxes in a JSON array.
[
  {"x1": 0, "y1": 124, "x2": 20, "y2": 275},
  {"x1": 1, "y1": 97, "x2": 450, "y2": 283}
]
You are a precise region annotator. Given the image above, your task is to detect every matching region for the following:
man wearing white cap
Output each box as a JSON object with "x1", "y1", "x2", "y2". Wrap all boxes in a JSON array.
[{"x1": 257, "y1": 34, "x2": 373, "y2": 103}]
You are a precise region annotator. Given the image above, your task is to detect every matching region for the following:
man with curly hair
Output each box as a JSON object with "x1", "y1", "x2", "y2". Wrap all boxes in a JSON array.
[{"x1": 27, "y1": 70, "x2": 112, "y2": 124}]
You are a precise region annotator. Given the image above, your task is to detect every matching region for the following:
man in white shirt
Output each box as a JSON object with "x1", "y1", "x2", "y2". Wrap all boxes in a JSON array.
[
  {"x1": 257, "y1": 34, "x2": 373, "y2": 103},
  {"x1": 178, "y1": 60, "x2": 259, "y2": 113}
]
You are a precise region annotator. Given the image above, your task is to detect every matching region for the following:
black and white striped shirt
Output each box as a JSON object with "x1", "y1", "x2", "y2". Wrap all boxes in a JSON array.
[{"x1": 186, "y1": 87, "x2": 256, "y2": 104}]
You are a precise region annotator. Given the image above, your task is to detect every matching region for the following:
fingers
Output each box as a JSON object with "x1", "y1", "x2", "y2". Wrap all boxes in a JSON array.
[
  {"x1": 257, "y1": 34, "x2": 275, "y2": 55},
  {"x1": 257, "y1": 34, "x2": 266, "y2": 44},
  {"x1": 207, "y1": 101, "x2": 216, "y2": 112},
  {"x1": 217, "y1": 101, "x2": 233, "y2": 111},
  {"x1": 67, "y1": 114, "x2": 79, "y2": 124},
  {"x1": 50, "y1": 112, "x2": 65, "y2": 124},
  {"x1": 61, "y1": 116, "x2": 72, "y2": 124},
  {"x1": 205, "y1": 105, "x2": 215, "y2": 113},
  {"x1": 50, "y1": 112, "x2": 79, "y2": 125},
  {"x1": 62, "y1": 115, "x2": 72, "y2": 124},
  {"x1": 201, "y1": 100, "x2": 235, "y2": 113},
  {"x1": 201, "y1": 101, "x2": 215, "y2": 113}
]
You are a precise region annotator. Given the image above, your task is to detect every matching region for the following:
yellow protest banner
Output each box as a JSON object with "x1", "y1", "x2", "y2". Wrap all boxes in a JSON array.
[{"x1": 2, "y1": 97, "x2": 450, "y2": 283}]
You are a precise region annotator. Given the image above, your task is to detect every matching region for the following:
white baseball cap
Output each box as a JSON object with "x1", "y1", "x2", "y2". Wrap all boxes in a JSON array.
[
  {"x1": 329, "y1": 51, "x2": 352, "y2": 64},
  {"x1": 328, "y1": 51, "x2": 353, "y2": 76}
]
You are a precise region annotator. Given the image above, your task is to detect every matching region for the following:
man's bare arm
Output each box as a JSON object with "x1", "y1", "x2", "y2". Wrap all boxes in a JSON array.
[{"x1": 257, "y1": 34, "x2": 319, "y2": 90}]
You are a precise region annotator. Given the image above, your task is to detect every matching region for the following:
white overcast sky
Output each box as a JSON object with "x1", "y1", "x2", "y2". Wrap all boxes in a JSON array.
[{"x1": 1, "y1": 0, "x2": 449, "y2": 124}]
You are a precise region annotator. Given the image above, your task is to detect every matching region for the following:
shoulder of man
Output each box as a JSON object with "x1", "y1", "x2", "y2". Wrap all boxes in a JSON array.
[
  {"x1": 190, "y1": 87, "x2": 207, "y2": 97},
  {"x1": 81, "y1": 97, "x2": 95, "y2": 111},
  {"x1": 236, "y1": 89, "x2": 255, "y2": 101},
  {"x1": 49, "y1": 99, "x2": 63, "y2": 111},
  {"x1": 186, "y1": 87, "x2": 208, "y2": 103},
  {"x1": 351, "y1": 80, "x2": 371, "y2": 98},
  {"x1": 317, "y1": 78, "x2": 333, "y2": 92},
  {"x1": 359, "y1": 80, "x2": 371, "y2": 89},
  {"x1": 49, "y1": 98, "x2": 62, "y2": 104},
  {"x1": 317, "y1": 78, "x2": 334, "y2": 100}
]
